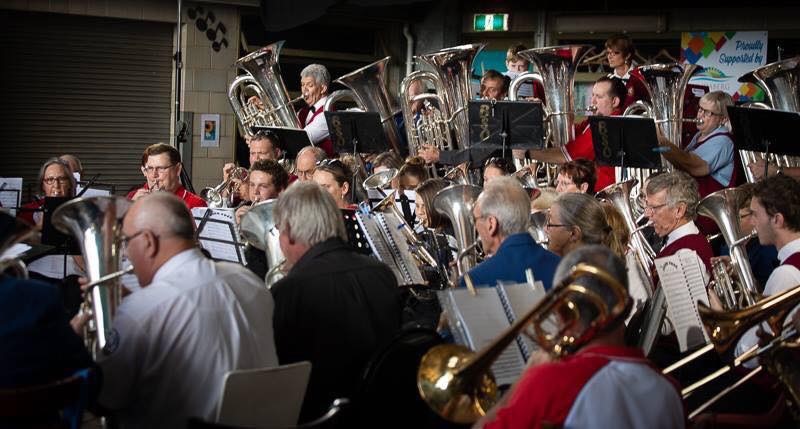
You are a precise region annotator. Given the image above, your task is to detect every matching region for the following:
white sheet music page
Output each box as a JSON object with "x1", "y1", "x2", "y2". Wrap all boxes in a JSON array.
[
  {"x1": 655, "y1": 249, "x2": 710, "y2": 352},
  {"x1": 355, "y1": 211, "x2": 408, "y2": 285},
  {"x1": 0, "y1": 178, "x2": 23, "y2": 216},
  {"x1": 500, "y1": 281, "x2": 547, "y2": 359},
  {"x1": 191, "y1": 208, "x2": 244, "y2": 264},
  {"x1": 439, "y1": 287, "x2": 527, "y2": 386}
]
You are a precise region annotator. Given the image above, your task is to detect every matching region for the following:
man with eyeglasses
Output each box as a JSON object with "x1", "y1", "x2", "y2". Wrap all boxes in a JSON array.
[
  {"x1": 127, "y1": 143, "x2": 206, "y2": 209},
  {"x1": 91, "y1": 192, "x2": 278, "y2": 427},
  {"x1": 657, "y1": 91, "x2": 736, "y2": 199},
  {"x1": 461, "y1": 176, "x2": 560, "y2": 291},
  {"x1": 644, "y1": 171, "x2": 713, "y2": 274},
  {"x1": 294, "y1": 145, "x2": 326, "y2": 182}
]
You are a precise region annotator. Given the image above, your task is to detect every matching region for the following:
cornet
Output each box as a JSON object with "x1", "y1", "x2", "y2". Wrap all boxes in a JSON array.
[{"x1": 200, "y1": 167, "x2": 249, "y2": 209}]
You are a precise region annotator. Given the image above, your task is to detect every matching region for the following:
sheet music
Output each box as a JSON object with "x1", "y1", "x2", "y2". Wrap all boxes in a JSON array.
[
  {"x1": 655, "y1": 249, "x2": 710, "y2": 352},
  {"x1": 366, "y1": 189, "x2": 416, "y2": 216},
  {"x1": 0, "y1": 178, "x2": 23, "y2": 216},
  {"x1": 191, "y1": 208, "x2": 244, "y2": 264},
  {"x1": 500, "y1": 281, "x2": 547, "y2": 358},
  {"x1": 28, "y1": 254, "x2": 81, "y2": 278},
  {"x1": 355, "y1": 210, "x2": 424, "y2": 286},
  {"x1": 76, "y1": 186, "x2": 111, "y2": 198},
  {"x1": 378, "y1": 211, "x2": 424, "y2": 285},
  {"x1": 438, "y1": 288, "x2": 527, "y2": 386},
  {"x1": 0, "y1": 243, "x2": 31, "y2": 260}
]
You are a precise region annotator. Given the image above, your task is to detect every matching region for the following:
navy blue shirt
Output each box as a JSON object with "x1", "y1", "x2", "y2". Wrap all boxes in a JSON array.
[
  {"x1": 720, "y1": 239, "x2": 778, "y2": 293},
  {"x1": 460, "y1": 233, "x2": 560, "y2": 291}
]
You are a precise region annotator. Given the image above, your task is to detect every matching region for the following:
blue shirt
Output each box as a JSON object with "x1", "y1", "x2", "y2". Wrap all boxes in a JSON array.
[
  {"x1": 460, "y1": 233, "x2": 560, "y2": 291},
  {"x1": 686, "y1": 126, "x2": 734, "y2": 186}
]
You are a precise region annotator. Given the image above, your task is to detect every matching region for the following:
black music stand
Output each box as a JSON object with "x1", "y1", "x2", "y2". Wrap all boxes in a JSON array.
[
  {"x1": 589, "y1": 116, "x2": 662, "y2": 175},
  {"x1": 468, "y1": 100, "x2": 545, "y2": 157},
  {"x1": 727, "y1": 106, "x2": 800, "y2": 178},
  {"x1": 324, "y1": 111, "x2": 388, "y2": 155},
  {"x1": 41, "y1": 197, "x2": 79, "y2": 254},
  {"x1": 251, "y1": 126, "x2": 313, "y2": 159}
]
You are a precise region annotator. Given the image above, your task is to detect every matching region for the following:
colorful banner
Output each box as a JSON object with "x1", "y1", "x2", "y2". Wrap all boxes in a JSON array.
[{"x1": 682, "y1": 31, "x2": 768, "y2": 102}]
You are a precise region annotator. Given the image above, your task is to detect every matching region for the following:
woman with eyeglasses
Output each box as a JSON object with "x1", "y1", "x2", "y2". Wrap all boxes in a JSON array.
[
  {"x1": 554, "y1": 159, "x2": 596, "y2": 194},
  {"x1": 313, "y1": 159, "x2": 355, "y2": 210},
  {"x1": 605, "y1": 33, "x2": 649, "y2": 108},
  {"x1": 17, "y1": 158, "x2": 76, "y2": 228},
  {"x1": 545, "y1": 193, "x2": 626, "y2": 258}
]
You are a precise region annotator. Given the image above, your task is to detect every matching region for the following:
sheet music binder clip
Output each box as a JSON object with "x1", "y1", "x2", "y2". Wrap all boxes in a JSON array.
[
  {"x1": 324, "y1": 111, "x2": 389, "y2": 155},
  {"x1": 251, "y1": 126, "x2": 313, "y2": 159},
  {"x1": 589, "y1": 116, "x2": 662, "y2": 175}
]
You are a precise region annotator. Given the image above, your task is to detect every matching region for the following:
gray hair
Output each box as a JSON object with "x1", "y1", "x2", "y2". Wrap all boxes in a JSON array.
[
  {"x1": 477, "y1": 176, "x2": 529, "y2": 236},
  {"x1": 700, "y1": 90, "x2": 734, "y2": 122},
  {"x1": 300, "y1": 64, "x2": 330, "y2": 87},
  {"x1": 37, "y1": 157, "x2": 76, "y2": 196},
  {"x1": 133, "y1": 192, "x2": 195, "y2": 241},
  {"x1": 273, "y1": 181, "x2": 347, "y2": 247},
  {"x1": 297, "y1": 145, "x2": 326, "y2": 163},
  {"x1": 59, "y1": 154, "x2": 83, "y2": 175},
  {"x1": 645, "y1": 170, "x2": 699, "y2": 220}
]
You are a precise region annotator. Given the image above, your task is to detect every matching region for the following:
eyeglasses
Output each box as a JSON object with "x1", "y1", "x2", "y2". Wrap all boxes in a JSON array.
[
  {"x1": 643, "y1": 203, "x2": 668, "y2": 213},
  {"x1": 43, "y1": 176, "x2": 70, "y2": 185},
  {"x1": 697, "y1": 107, "x2": 722, "y2": 117},
  {"x1": 142, "y1": 164, "x2": 175, "y2": 175},
  {"x1": 121, "y1": 230, "x2": 146, "y2": 247},
  {"x1": 544, "y1": 213, "x2": 571, "y2": 229}
]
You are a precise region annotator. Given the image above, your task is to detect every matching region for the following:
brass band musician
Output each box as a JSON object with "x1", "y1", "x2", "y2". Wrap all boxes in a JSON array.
[
  {"x1": 127, "y1": 143, "x2": 206, "y2": 209},
  {"x1": 297, "y1": 64, "x2": 335, "y2": 157}
]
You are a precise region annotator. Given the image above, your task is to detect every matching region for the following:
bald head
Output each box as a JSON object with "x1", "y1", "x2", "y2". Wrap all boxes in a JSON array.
[{"x1": 128, "y1": 192, "x2": 195, "y2": 241}]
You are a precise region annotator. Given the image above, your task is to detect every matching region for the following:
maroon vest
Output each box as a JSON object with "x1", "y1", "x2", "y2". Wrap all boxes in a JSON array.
[
  {"x1": 782, "y1": 252, "x2": 800, "y2": 271},
  {"x1": 657, "y1": 232, "x2": 714, "y2": 275},
  {"x1": 691, "y1": 130, "x2": 739, "y2": 235},
  {"x1": 299, "y1": 105, "x2": 334, "y2": 157}
]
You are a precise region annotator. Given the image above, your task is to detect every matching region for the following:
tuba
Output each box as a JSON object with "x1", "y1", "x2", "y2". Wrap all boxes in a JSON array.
[
  {"x1": 229, "y1": 40, "x2": 302, "y2": 137},
  {"x1": 696, "y1": 188, "x2": 759, "y2": 308},
  {"x1": 239, "y1": 199, "x2": 285, "y2": 288},
  {"x1": 400, "y1": 44, "x2": 485, "y2": 156},
  {"x1": 52, "y1": 196, "x2": 132, "y2": 356},
  {"x1": 508, "y1": 71, "x2": 544, "y2": 101},
  {"x1": 325, "y1": 57, "x2": 402, "y2": 153},
  {"x1": 417, "y1": 263, "x2": 630, "y2": 423},
  {"x1": 736, "y1": 57, "x2": 800, "y2": 182},
  {"x1": 432, "y1": 184, "x2": 482, "y2": 279}
]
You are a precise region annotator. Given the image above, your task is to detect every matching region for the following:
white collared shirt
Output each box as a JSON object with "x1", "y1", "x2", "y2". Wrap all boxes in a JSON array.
[
  {"x1": 736, "y1": 237, "x2": 800, "y2": 365},
  {"x1": 98, "y1": 248, "x2": 278, "y2": 428},
  {"x1": 303, "y1": 96, "x2": 329, "y2": 144},
  {"x1": 663, "y1": 220, "x2": 700, "y2": 249}
]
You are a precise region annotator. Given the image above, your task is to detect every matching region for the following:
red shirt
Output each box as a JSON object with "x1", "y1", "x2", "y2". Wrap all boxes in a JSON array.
[
  {"x1": 564, "y1": 121, "x2": 616, "y2": 192},
  {"x1": 126, "y1": 185, "x2": 207, "y2": 209}
]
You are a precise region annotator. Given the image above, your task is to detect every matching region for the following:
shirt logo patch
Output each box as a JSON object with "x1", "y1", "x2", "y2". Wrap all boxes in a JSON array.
[{"x1": 103, "y1": 328, "x2": 120, "y2": 355}]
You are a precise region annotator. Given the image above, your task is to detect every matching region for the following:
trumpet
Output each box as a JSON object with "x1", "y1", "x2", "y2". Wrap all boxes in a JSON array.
[
  {"x1": 200, "y1": 167, "x2": 249, "y2": 209},
  {"x1": 417, "y1": 263, "x2": 630, "y2": 423}
]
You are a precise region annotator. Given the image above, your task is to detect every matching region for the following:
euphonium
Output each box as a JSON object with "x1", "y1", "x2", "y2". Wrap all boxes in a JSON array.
[
  {"x1": 697, "y1": 188, "x2": 759, "y2": 307},
  {"x1": 200, "y1": 167, "x2": 248, "y2": 209},
  {"x1": 400, "y1": 44, "x2": 485, "y2": 155},
  {"x1": 52, "y1": 196, "x2": 132, "y2": 355},
  {"x1": 400, "y1": 72, "x2": 451, "y2": 155},
  {"x1": 417, "y1": 263, "x2": 630, "y2": 423},
  {"x1": 324, "y1": 57, "x2": 402, "y2": 153},
  {"x1": 239, "y1": 199, "x2": 285, "y2": 288},
  {"x1": 432, "y1": 184, "x2": 482, "y2": 278},
  {"x1": 230, "y1": 40, "x2": 302, "y2": 133},
  {"x1": 736, "y1": 57, "x2": 800, "y2": 182}
]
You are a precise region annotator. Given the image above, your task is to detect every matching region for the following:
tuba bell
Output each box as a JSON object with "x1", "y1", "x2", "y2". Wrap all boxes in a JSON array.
[
  {"x1": 417, "y1": 263, "x2": 630, "y2": 423},
  {"x1": 229, "y1": 40, "x2": 303, "y2": 136},
  {"x1": 362, "y1": 168, "x2": 397, "y2": 199},
  {"x1": 432, "y1": 184, "x2": 482, "y2": 279},
  {"x1": 697, "y1": 188, "x2": 759, "y2": 308},
  {"x1": 52, "y1": 196, "x2": 132, "y2": 356},
  {"x1": 239, "y1": 199, "x2": 285, "y2": 288}
]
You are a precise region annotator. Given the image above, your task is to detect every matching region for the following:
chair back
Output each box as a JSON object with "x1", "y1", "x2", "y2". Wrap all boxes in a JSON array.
[{"x1": 215, "y1": 362, "x2": 312, "y2": 427}]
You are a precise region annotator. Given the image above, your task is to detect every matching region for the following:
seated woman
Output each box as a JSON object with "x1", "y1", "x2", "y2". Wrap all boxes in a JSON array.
[
  {"x1": 483, "y1": 157, "x2": 514, "y2": 185},
  {"x1": 545, "y1": 193, "x2": 626, "y2": 258},
  {"x1": 313, "y1": 158, "x2": 356, "y2": 210},
  {"x1": 555, "y1": 158, "x2": 597, "y2": 194},
  {"x1": 17, "y1": 158, "x2": 76, "y2": 229},
  {"x1": 393, "y1": 156, "x2": 429, "y2": 191}
]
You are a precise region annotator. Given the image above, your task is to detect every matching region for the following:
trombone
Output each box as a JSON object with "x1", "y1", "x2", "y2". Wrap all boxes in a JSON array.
[{"x1": 417, "y1": 263, "x2": 630, "y2": 423}]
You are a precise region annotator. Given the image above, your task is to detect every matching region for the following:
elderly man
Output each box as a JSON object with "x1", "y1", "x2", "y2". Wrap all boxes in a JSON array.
[
  {"x1": 735, "y1": 174, "x2": 800, "y2": 361},
  {"x1": 645, "y1": 171, "x2": 713, "y2": 273},
  {"x1": 270, "y1": 182, "x2": 401, "y2": 423},
  {"x1": 96, "y1": 193, "x2": 277, "y2": 427},
  {"x1": 476, "y1": 245, "x2": 685, "y2": 429},
  {"x1": 298, "y1": 64, "x2": 334, "y2": 157},
  {"x1": 461, "y1": 176, "x2": 560, "y2": 290},
  {"x1": 657, "y1": 91, "x2": 736, "y2": 198},
  {"x1": 18, "y1": 157, "x2": 76, "y2": 227},
  {"x1": 127, "y1": 143, "x2": 206, "y2": 209},
  {"x1": 294, "y1": 145, "x2": 326, "y2": 182},
  {"x1": 517, "y1": 76, "x2": 627, "y2": 192},
  {"x1": 480, "y1": 69, "x2": 510, "y2": 101}
]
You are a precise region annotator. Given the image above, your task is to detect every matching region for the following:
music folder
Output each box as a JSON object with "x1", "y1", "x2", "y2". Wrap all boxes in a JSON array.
[
  {"x1": 251, "y1": 126, "x2": 313, "y2": 159},
  {"x1": 323, "y1": 111, "x2": 388, "y2": 154},
  {"x1": 589, "y1": 116, "x2": 662, "y2": 170},
  {"x1": 726, "y1": 106, "x2": 800, "y2": 156},
  {"x1": 41, "y1": 197, "x2": 80, "y2": 255},
  {"x1": 467, "y1": 100, "x2": 545, "y2": 150}
]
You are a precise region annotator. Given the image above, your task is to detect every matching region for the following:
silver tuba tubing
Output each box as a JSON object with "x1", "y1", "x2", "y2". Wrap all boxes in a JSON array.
[
  {"x1": 52, "y1": 196, "x2": 132, "y2": 355},
  {"x1": 227, "y1": 74, "x2": 269, "y2": 138},
  {"x1": 433, "y1": 184, "x2": 483, "y2": 278},
  {"x1": 400, "y1": 70, "x2": 453, "y2": 156},
  {"x1": 508, "y1": 71, "x2": 544, "y2": 101},
  {"x1": 697, "y1": 188, "x2": 759, "y2": 307},
  {"x1": 239, "y1": 199, "x2": 286, "y2": 289}
]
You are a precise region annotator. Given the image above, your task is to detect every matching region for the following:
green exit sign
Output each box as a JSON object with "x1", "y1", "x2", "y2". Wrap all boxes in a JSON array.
[{"x1": 473, "y1": 14, "x2": 509, "y2": 32}]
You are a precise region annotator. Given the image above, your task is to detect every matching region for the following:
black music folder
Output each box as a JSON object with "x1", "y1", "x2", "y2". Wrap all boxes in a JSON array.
[
  {"x1": 467, "y1": 100, "x2": 545, "y2": 150},
  {"x1": 41, "y1": 197, "x2": 80, "y2": 254},
  {"x1": 324, "y1": 111, "x2": 388, "y2": 154},
  {"x1": 727, "y1": 106, "x2": 800, "y2": 156},
  {"x1": 589, "y1": 116, "x2": 662, "y2": 170},
  {"x1": 251, "y1": 126, "x2": 313, "y2": 159}
]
